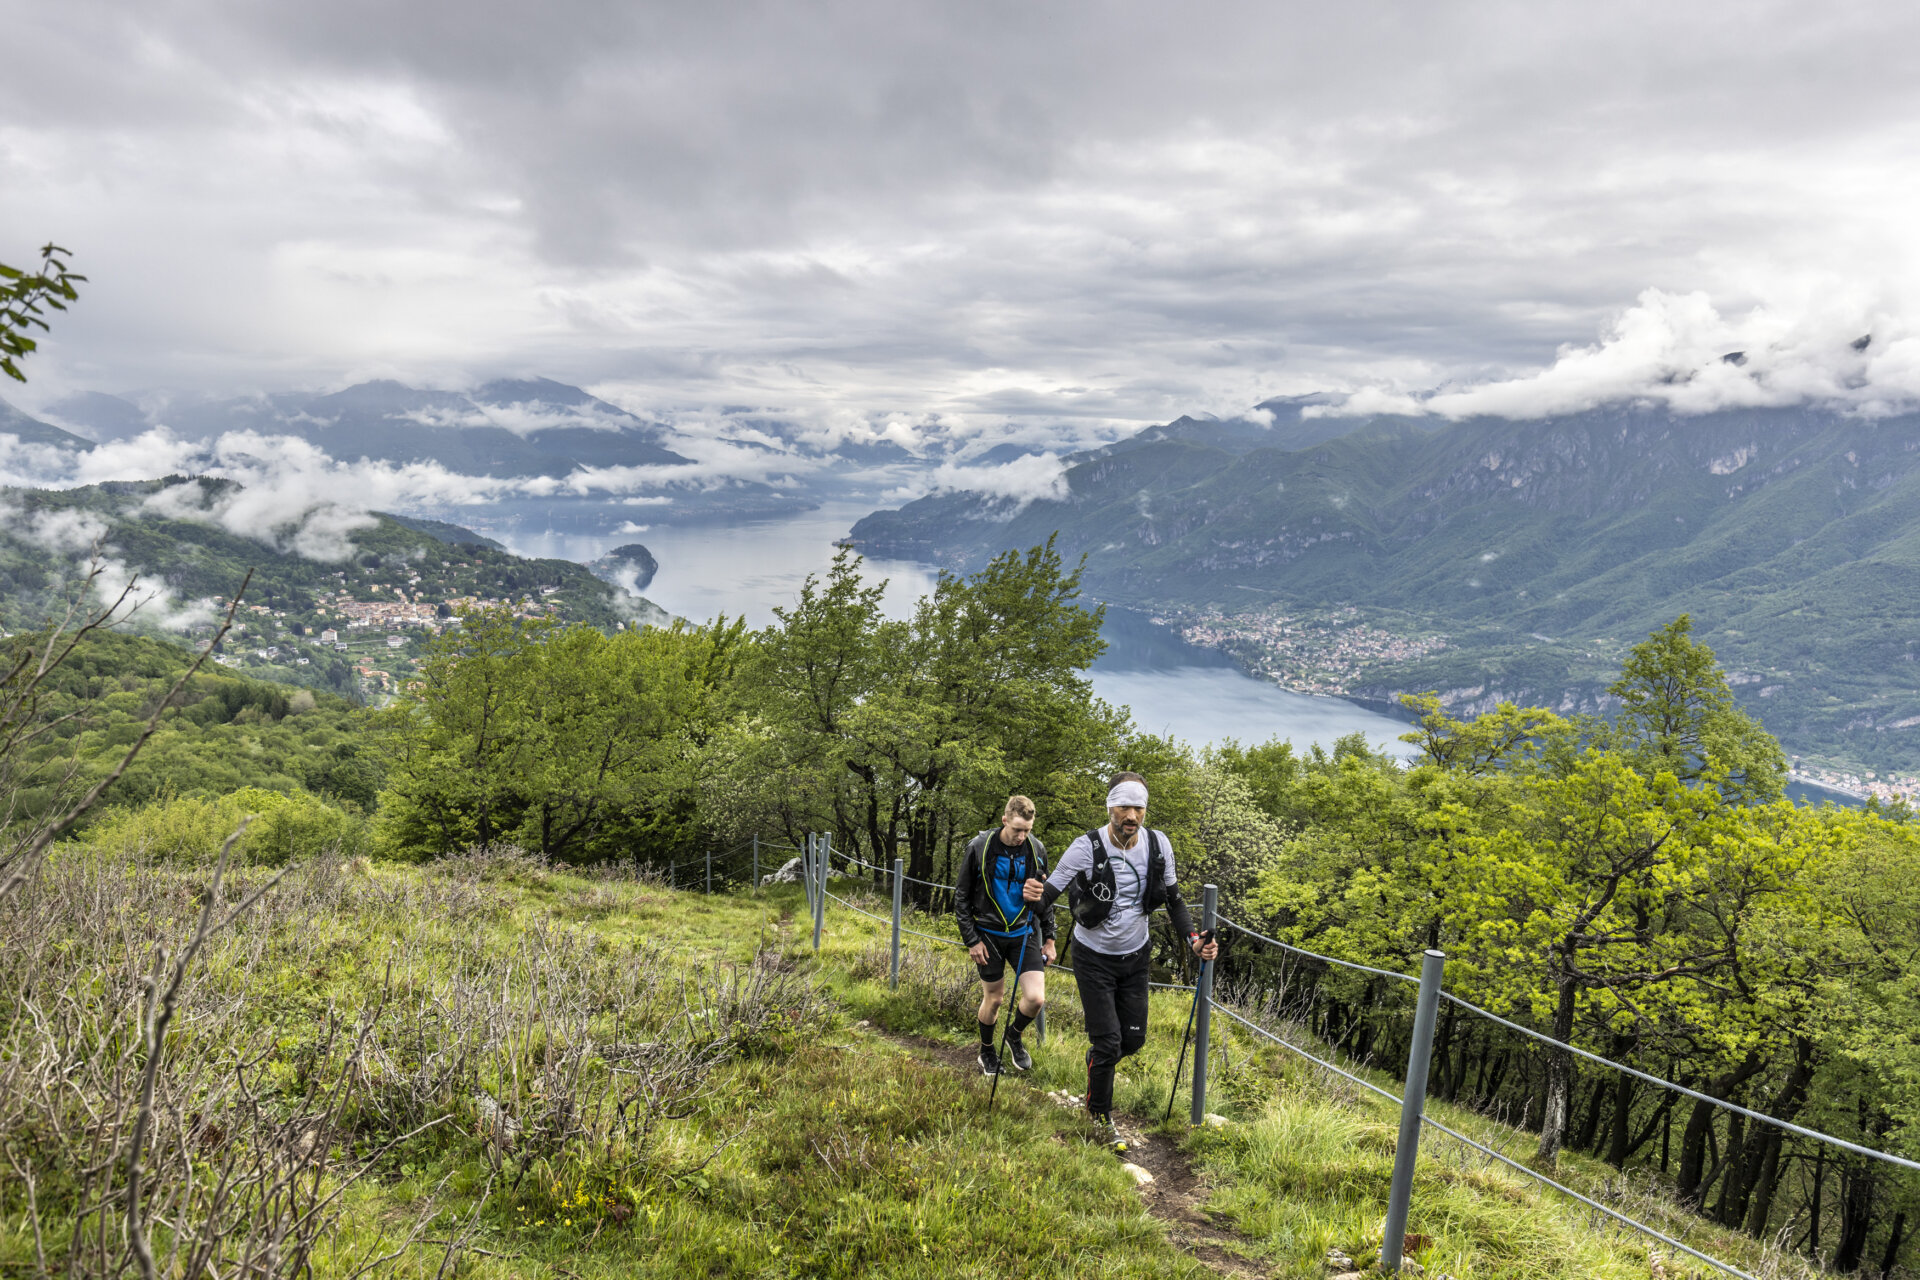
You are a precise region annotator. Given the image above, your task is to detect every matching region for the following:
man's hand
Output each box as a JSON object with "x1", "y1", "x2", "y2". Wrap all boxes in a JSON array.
[
  {"x1": 969, "y1": 942, "x2": 991, "y2": 966},
  {"x1": 1191, "y1": 935, "x2": 1219, "y2": 962},
  {"x1": 1022, "y1": 876, "x2": 1046, "y2": 902},
  {"x1": 1042, "y1": 938, "x2": 1057, "y2": 965}
]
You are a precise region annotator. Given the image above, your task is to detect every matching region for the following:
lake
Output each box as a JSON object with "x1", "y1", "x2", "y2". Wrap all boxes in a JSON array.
[{"x1": 502, "y1": 503, "x2": 1417, "y2": 756}]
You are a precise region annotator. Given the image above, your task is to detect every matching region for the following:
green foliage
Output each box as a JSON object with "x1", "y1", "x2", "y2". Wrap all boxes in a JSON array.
[
  {"x1": 0, "y1": 243, "x2": 83, "y2": 382},
  {"x1": 84, "y1": 785, "x2": 367, "y2": 864},
  {"x1": 1607, "y1": 614, "x2": 1786, "y2": 802},
  {"x1": 1199, "y1": 625, "x2": 1920, "y2": 1262},
  {"x1": 374, "y1": 607, "x2": 742, "y2": 861},
  {"x1": 2, "y1": 630, "x2": 377, "y2": 826},
  {"x1": 712, "y1": 540, "x2": 1132, "y2": 882}
]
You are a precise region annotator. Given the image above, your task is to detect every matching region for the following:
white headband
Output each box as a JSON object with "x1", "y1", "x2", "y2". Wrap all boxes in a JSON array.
[{"x1": 1106, "y1": 781, "x2": 1148, "y2": 809}]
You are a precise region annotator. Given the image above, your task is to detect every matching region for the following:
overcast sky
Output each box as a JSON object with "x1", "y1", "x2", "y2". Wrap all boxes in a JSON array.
[{"x1": 7, "y1": 0, "x2": 1920, "y2": 443}]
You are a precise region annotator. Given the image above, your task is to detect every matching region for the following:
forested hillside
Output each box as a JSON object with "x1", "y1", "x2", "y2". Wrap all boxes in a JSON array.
[
  {"x1": 848, "y1": 403, "x2": 1920, "y2": 778},
  {"x1": 1, "y1": 477, "x2": 666, "y2": 697}
]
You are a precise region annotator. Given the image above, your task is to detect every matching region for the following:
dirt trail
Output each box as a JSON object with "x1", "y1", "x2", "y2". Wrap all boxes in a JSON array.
[{"x1": 875, "y1": 1025, "x2": 1272, "y2": 1278}]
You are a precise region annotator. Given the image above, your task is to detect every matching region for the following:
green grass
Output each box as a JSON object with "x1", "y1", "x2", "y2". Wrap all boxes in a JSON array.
[{"x1": 3, "y1": 854, "x2": 1822, "y2": 1279}]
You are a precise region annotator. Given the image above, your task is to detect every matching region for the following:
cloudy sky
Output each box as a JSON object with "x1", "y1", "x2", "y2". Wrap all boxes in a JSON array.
[{"x1": 7, "y1": 0, "x2": 1920, "y2": 441}]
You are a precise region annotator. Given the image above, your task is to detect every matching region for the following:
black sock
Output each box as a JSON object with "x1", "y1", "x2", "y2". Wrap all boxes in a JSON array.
[
  {"x1": 979, "y1": 1019, "x2": 997, "y2": 1047},
  {"x1": 1010, "y1": 1009, "x2": 1035, "y2": 1034}
]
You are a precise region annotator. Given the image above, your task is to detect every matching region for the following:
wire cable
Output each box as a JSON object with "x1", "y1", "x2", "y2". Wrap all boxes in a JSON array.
[
  {"x1": 1417, "y1": 1114, "x2": 1759, "y2": 1280},
  {"x1": 1436, "y1": 993, "x2": 1920, "y2": 1173},
  {"x1": 1211, "y1": 1006, "x2": 1757, "y2": 1280},
  {"x1": 1215, "y1": 914, "x2": 1419, "y2": 985}
]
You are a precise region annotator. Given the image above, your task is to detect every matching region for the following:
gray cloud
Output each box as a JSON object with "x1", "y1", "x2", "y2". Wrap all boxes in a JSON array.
[{"x1": 6, "y1": 0, "x2": 1920, "y2": 435}]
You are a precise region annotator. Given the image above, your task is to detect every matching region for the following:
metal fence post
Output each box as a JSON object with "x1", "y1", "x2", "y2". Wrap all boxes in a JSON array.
[
  {"x1": 812, "y1": 833, "x2": 827, "y2": 952},
  {"x1": 1190, "y1": 884, "x2": 1218, "y2": 1126},
  {"x1": 752, "y1": 834, "x2": 759, "y2": 892},
  {"x1": 1382, "y1": 949, "x2": 1446, "y2": 1274},
  {"x1": 706, "y1": 845, "x2": 712, "y2": 894},
  {"x1": 802, "y1": 834, "x2": 815, "y2": 912},
  {"x1": 890, "y1": 856, "x2": 904, "y2": 989}
]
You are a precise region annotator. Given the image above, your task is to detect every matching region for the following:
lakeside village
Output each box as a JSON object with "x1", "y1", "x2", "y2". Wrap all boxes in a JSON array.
[
  {"x1": 1164, "y1": 604, "x2": 1920, "y2": 806},
  {"x1": 1790, "y1": 760, "x2": 1920, "y2": 807},
  {"x1": 1166, "y1": 604, "x2": 1449, "y2": 696},
  {"x1": 206, "y1": 572, "x2": 576, "y2": 698}
]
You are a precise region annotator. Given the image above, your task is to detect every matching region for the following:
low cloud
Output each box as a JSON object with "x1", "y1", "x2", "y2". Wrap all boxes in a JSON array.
[
  {"x1": 0, "y1": 502, "x2": 111, "y2": 556},
  {"x1": 888, "y1": 452, "x2": 1069, "y2": 513},
  {"x1": 1, "y1": 427, "x2": 526, "y2": 562},
  {"x1": 1311, "y1": 288, "x2": 1920, "y2": 421},
  {"x1": 0, "y1": 497, "x2": 220, "y2": 633}
]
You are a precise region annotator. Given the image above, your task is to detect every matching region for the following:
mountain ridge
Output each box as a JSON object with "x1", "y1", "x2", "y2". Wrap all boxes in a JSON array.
[{"x1": 847, "y1": 401, "x2": 1920, "y2": 774}]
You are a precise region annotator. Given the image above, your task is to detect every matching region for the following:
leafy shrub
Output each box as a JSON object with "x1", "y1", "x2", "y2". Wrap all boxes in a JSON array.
[{"x1": 84, "y1": 786, "x2": 367, "y2": 865}]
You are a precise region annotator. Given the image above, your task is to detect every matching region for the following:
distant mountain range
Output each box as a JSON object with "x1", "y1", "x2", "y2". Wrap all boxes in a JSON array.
[
  {"x1": 38, "y1": 378, "x2": 692, "y2": 475},
  {"x1": 848, "y1": 401, "x2": 1920, "y2": 775},
  {"x1": 1, "y1": 379, "x2": 814, "y2": 525}
]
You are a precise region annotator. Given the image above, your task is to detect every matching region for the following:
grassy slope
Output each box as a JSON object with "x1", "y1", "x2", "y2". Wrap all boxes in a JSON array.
[{"x1": 5, "y1": 857, "x2": 1821, "y2": 1280}]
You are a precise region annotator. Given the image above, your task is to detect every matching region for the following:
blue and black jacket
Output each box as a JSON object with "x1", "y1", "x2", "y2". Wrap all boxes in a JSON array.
[{"x1": 954, "y1": 828, "x2": 1056, "y2": 949}]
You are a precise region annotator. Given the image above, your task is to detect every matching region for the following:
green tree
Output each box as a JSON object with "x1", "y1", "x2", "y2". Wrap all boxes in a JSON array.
[
  {"x1": 1608, "y1": 615, "x2": 1785, "y2": 803},
  {"x1": 374, "y1": 608, "x2": 741, "y2": 861},
  {"x1": 730, "y1": 540, "x2": 1123, "y2": 889}
]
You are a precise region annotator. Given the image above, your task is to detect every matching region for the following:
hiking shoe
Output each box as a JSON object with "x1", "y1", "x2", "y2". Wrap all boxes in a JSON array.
[
  {"x1": 977, "y1": 1043, "x2": 1001, "y2": 1076},
  {"x1": 1003, "y1": 1029, "x2": 1033, "y2": 1073},
  {"x1": 1091, "y1": 1114, "x2": 1127, "y2": 1153}
]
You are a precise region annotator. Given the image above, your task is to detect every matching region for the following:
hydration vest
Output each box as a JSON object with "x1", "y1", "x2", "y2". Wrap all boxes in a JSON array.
[{"x1": 1067, "y1": 827, "x2": 1169, "y2": 928}]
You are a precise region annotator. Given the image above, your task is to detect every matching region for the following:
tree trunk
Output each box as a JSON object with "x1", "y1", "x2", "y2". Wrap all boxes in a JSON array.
[
  {"x1": 1677, "y1": 1096, "x2": 1718, "y2": 1208},
  {"x1": 1880, "y1": 1209, "x2": 1907, "y2": 1274},
  {"x1": 1834, "y1": 1160, "x2": 1877, "y2": 1273},
  {"x1": 906, "y1": 811, "x2": 935, "y2": 907},
  {"x1": 860, "y1": 783, "x2": 889, "y2": 888},
  {"x1": 1484, "y1": 1051, "x2": 1511, "y2": 1105},
  {"x1": 1744, "y1": 1039, "x2": 1817, "y2": 1238},
  {"x1": 1605, "y1": 1077, "x2": 1636, "y2": 1166},
  {"x1": 1534, "y1": 975, "x2": 1580, "y2": 1163},
  {"x1": 1576, "y1": 1077, "x2": 1608, "y2": 1154},
  {"x1": 1712, "y1": 1109, "x2": 1748, "y2": 1227},
  {"x1": 1676, "y1": 1053, "x2": 1764, "y2": 1209},
  {"x1": 1808, "y1": 1147, "x2": 1825, "y2": 1255},
  {"x1": 1471, "y1": 1040, "x2": 1493, "y2": 1103},
  {"x1": 1620, "y1": 1088, "x2": 1677, "y2": 1165},
  {"x1": 1432, "y1": 1001, "x2": 1458, "y2": 1101}
]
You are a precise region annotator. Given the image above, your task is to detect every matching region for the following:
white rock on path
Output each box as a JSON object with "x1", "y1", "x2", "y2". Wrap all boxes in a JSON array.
[{"x1": 1121, "y1": 1163, "x2": 1154, "y2": 1186}]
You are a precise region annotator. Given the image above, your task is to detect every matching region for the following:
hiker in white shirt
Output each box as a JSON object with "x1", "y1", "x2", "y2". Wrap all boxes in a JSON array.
[{"x1": 1023, "y1": 771, "x2": 1216, "y2": 1148}]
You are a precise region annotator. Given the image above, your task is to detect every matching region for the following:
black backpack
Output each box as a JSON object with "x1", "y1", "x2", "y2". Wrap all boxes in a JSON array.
[{"x1": 1067, "y1": 828, "x2": 1168, "y2": 928}]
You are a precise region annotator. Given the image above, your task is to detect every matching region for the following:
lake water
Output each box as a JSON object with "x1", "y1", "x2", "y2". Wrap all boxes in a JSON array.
[{"x1": 501, "y1": 504, "x2": 1416, "y2": 756}]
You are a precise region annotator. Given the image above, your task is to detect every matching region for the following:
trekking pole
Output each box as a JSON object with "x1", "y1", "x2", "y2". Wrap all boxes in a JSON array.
[
  {"x1": 1163, "y1": 985, "x2": 1200, "y2": 1122},
  {"x1": 987, "y1": 928, "x2": 1032, "y2": 1113}
]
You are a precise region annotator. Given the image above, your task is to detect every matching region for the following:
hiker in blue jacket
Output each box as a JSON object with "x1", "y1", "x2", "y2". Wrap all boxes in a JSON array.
[
  {"x1": 954, "y1": 795, "x2": 1054, "y2": 1076},
  {"x1": 1024, "y1": 772, "x2": 1217, "y2": 1148}
]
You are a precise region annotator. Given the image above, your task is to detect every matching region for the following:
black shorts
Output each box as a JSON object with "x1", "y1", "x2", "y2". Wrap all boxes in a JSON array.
[{"x1": 974, "y1": 928, "x2": 1046, "y2": 983}]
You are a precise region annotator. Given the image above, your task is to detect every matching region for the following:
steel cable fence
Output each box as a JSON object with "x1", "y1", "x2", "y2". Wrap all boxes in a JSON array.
[{"x1": 1214, "y1": 910, "x2": 1920, "y2": 1177}]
